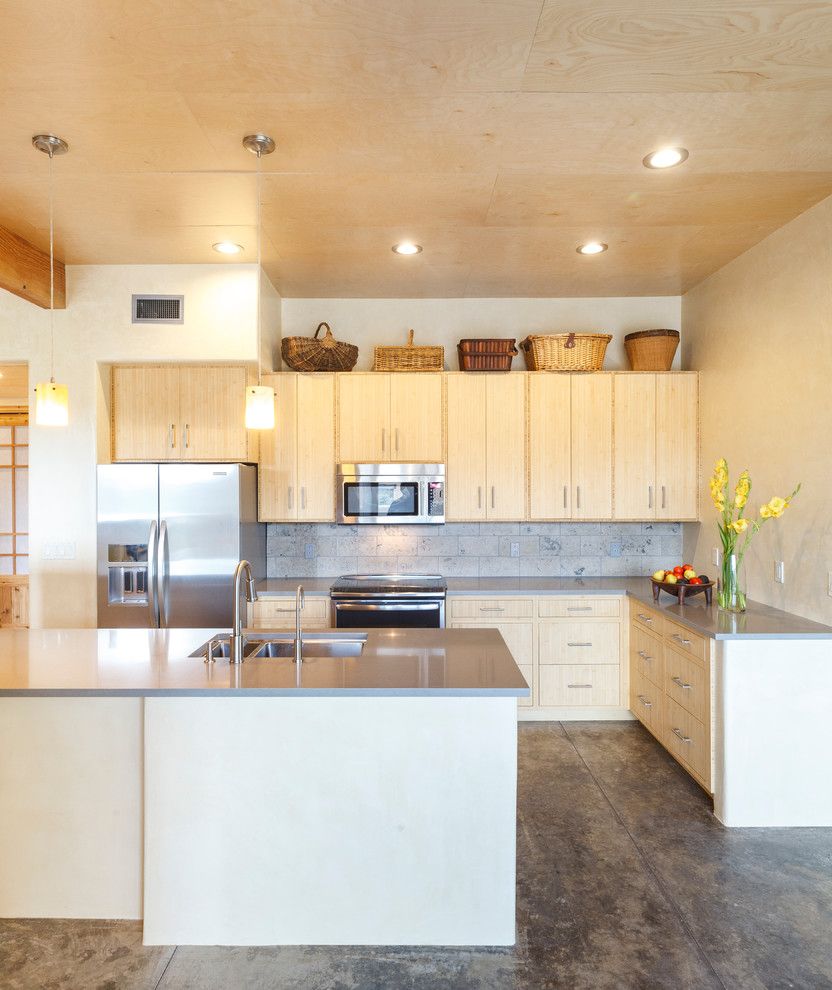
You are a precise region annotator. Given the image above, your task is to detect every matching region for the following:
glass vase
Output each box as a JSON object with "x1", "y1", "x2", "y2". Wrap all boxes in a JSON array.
[{"x1": 718, "y1": 553, "x2": 747, "y2": 613}]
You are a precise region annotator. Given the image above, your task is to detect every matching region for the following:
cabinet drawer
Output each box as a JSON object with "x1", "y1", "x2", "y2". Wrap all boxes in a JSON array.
[
  {"x1": 537, "y1": 597, "x2": 621, "y2": 618},
  {"x1": 663, "y1": 696, "x2": 709, "y2": 787},
  {"x1": 539, "y1": 664, "x2": 620, "y2": 707},
  {"x1": 249, "y1": 597, "x2": 329, "y2": 630},
  {"x1": 517, "y1": 664, "x2": 534, "y2": 708},
  {"x1": 664, "y1": 619, "x2": 707, "y2": 664},
  {"x1": 631, "y1": 604, "x2": 663, "y2": 637},
  {"x1": 630, "y1": 667, "x2": 662, "y2": 734},
  {"x1": 448, "y1": 598, "x2": 534, "y2": 620},
  {"x1": 663, "y1": 646, "x2": 708, "y2": 722},
  {"x1": 630, "y1": 623, "x2": 663, "y2": 687},
  {"x1": 449, "y1": 621, "x2": 534, "y2": 667},
  {"x1": 539, "y1": 621, "x2": 620, "y2": 664}
]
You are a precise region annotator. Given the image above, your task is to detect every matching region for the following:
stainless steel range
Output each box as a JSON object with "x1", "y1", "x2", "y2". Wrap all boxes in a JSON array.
[{"x1": 330, "y1": 574, "x2": 447, "y2": 629}]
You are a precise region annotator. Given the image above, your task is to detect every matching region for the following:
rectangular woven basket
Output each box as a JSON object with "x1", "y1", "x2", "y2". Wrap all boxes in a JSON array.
[
  {"x1": 373, "y1": 329, "x2": 444, "y2": 372},
  {"x1": 520, "y1": 332, "x2": 612, "y2": 372},
  {"x1": 457, "y1": 338, "x2": 517, "y2": 371}
]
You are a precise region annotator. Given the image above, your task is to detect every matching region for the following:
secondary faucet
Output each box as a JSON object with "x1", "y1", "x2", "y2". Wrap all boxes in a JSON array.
[
  {"x1": 230, "y1": 560, "x2": 258, "y2": 664},
  {"x1": 294, "y1": 584, "x2": 305, "y2": 664}
]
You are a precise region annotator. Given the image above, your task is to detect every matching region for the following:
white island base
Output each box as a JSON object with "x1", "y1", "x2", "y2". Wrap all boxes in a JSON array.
[{"x1": 1, "y1": 695, "x2": 518, "y2": 946}]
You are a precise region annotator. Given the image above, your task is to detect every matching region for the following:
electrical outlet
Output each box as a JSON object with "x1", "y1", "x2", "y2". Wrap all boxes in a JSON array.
[
  {"x1": 609, "y1": 542, "x2": 622, "y2": 558},
  {"x1": 712, "y1": 547, "x2": 720, "y2": 566},
  {"x1": 304, "y1": 543, "x2": 315, "y2": 560},
  {"x1": 774, "y1": 560, "x2": 785, "y2": 584},
  {"x1": 42, "y1": 541, "x2": 76, "y2": 560},
  {"x1": 510, "y1": 541, "x2": 520, "y2": 558}
]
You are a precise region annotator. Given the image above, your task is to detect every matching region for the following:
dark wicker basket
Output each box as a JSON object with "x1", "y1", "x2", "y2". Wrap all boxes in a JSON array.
[
  {"x1": 281, "y1": 322, "x2": 359, "y2": 372},
  {"x1": 457, "y1": 338, "x2": 517, "y2": 371}
]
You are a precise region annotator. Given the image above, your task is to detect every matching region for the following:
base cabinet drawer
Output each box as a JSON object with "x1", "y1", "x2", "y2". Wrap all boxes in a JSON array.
[
  {"x1": 538, "y1": 597, "x2": 620, "y2": 618},
  {"x1": 449, "y1": 598, "x2": 534, "y2": 620},
  {"x1": 249, "y1": 597, "x2": 330, "y2": 630},
  {"x1": 539, "y1": 664, "x2": 620, "y2": 707},
  {"x1": 663, "y1": 697, "x2": 709, "y2": 787},
  {"x1": 631, "y1": 606, "x2": 663, "y2": 637},
  {"x1": 630, "y1": 624, "x2": 663, "y2": 687},
  {"x1": 630, "y1": 668, "x2": 662, "y2": 734},
  {"x1": 664, "y1": 619, "x2": 707, "y2": 664},
  {"x1": 663, "y1": 646, "x2": 707, "y2": 722},
  {"x1": 539, "y1": 621, "x2": 620, "y2": 664}
]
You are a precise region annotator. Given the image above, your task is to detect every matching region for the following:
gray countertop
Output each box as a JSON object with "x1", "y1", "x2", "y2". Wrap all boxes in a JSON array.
[
  {"x1": 257, "y1": 577, "x2": 832, "y2": 641},
  {"x1": 0, "y1": 627, "x2": 529, "y2": 698}
]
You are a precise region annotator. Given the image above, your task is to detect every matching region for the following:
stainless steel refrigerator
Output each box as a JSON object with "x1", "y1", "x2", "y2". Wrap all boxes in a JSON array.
[{"x1": 97, "y1": 463, "x2": 264, "y2": 629}]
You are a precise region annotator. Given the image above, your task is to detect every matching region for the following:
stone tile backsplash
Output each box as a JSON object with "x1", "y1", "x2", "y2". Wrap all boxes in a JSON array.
[{"x1": 266, "y1": 522, "x2": 682, "y2": 579}]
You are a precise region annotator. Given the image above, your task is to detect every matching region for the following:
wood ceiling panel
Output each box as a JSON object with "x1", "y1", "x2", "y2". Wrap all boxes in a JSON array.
[{"x1": 524, "y1": 1, "x2": 832, "y2": 93}]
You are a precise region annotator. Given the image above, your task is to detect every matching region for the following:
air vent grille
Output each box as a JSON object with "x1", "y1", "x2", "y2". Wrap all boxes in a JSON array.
[{"x1": 132, "y1": 295, "x2": 184, "y2": 324}]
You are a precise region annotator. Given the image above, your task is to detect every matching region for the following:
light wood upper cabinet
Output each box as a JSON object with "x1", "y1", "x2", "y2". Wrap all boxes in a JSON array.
[
  {"x1": 112, "y1": 364, "x2": 252, "y2": 463},
  {"x1": 614, "y1": 374, "x2": 656, "y2": 519},
  {"x1": 656, "y1": 374, "x2": 698, "y2": 520},
  {"x1": 529, "y1": 374, "x2": 572, "y2": 519},
  {"x1": 337, "y1": 374, "x2": 390, "y2": 462},
  {"x1": 571, "y1": 374, "x2": 613, "y2": 519},
  {"x1": 389, "y1": 374, "x2": 443, "y2": 462},
  {"x1": 258, "y1": 373, "x2": 335, "y2": 522},
  {"x1": 112, "y1": 366, "x2": 181, "y2": 461},
  {"x1": 446, "y1": 373, "x2": 525, "y2": 521}
]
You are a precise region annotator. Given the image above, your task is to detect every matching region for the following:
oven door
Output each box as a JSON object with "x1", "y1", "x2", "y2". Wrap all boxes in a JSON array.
[
  {"x1": 339, "y1": 478, "x2": 424, "y2": 524},
  {"x1": 332, "y1": 598, "x2": 444, "y2": 629}
]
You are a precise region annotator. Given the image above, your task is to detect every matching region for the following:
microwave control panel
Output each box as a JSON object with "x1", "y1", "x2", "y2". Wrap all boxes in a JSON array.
[{"x1": 427, "y1": 481, "x2": 445, "y2": 517}]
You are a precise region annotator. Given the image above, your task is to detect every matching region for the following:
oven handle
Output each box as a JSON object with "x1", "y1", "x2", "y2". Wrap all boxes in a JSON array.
[{"x1": 332, "y1": 601, "x2": 442, "y2": 611}]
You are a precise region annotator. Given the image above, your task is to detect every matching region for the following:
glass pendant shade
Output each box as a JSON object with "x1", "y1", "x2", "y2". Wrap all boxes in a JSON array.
[
  {"x1": 34, "y1": 380, "x2": 69, "y2": 426},
  {"x1": 245, "y1": 385, "x2": 275, "y2": 429}
]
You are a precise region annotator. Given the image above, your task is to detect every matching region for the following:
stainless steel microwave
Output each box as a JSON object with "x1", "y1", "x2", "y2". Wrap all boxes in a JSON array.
[{"x1": 337, "y1": 464, "x2": 445, "y2": 525}]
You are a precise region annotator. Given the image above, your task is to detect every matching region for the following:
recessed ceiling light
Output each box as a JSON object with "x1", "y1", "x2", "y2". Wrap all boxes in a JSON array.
[
  {"x1": 643, "y1": 147, "x2": 689, "y2": 170},
  {"x1": 212, "y1": 241, "x2": 244, "y2": 255},
  {"x1": 577, "y1": 241, "x2": 608, "y2": 255},
  {"x1": 392, "y1": 241, "x2": 422, "y2": 256}
]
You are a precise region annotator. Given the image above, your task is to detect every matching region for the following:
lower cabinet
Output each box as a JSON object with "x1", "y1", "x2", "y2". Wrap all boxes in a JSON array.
[
  {"x1": 248, "y1": 596, "x2": 330, "y2": 631},
  {"x1": 629, "y1": 604, "x2": 714, "y2": 792},
  {"x1": 448, "y1": 594, "x2": 626, "y2": 716},
  {"x1": 0, "y1": 579, "x2": 29, "y2": 627}
]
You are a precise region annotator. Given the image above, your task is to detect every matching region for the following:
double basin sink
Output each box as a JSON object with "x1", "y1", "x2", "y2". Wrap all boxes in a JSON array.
[{"x1": 190, "y1": 633, "x2": 367, "y2": 661}]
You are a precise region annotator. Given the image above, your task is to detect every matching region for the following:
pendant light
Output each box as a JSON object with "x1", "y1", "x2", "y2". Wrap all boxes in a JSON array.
[
  {"x1": 32, "y1": 134, "x2": 70, "y2": 427},
  {"x1": 242, "y1": 133, "x2": 276, "y2": 430}
]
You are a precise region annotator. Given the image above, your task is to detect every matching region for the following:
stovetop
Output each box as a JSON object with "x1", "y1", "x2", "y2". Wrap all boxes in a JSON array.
[{"x1": 330, "y1": 574, "x2": 447, "y2": 596}]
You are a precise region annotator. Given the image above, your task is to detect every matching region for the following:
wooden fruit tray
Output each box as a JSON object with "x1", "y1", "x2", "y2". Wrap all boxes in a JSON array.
[{"x1": 650, "y1": 578, "x2": 714, "y2": 606}]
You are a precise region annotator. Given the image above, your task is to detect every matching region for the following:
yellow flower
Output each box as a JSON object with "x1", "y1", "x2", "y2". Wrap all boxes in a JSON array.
[
  {"x1": 729, "y1": 518, "x2": 749, "y2": 534},
  {"x1": 766, "y1": 496, "x2": 787, "y2": 518},
  {"x1": 734, "y1": 493, "x2": 747, "y2": 509},
  {"x1": 735, "y1": 471, "x2": 750, "y2": 498},
  {"x1": 760, "y1": 504, "x2": 772, "y2": 519}
]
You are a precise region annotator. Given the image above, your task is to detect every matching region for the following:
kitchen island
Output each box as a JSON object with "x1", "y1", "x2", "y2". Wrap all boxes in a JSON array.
[{"x1": 0, "y1": 627, "x2": 528, "y2": 946}]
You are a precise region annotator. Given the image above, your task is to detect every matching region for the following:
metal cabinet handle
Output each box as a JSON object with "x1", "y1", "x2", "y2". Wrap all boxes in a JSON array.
[
  {"x1": 567, "y1": 606, "x2": 592, "y2": 612},
  {"x1": 637, "y1": 695, "x2": 653, "y2": 708},
  {"x1": 169, "y1": 424, "x2": 176, "y2": 448},
  {"x1": 576, "y1": 485, "x2": 581, "y2": 510},
  {"x1": 478, "y1": 486, "x2": 482, "y2": 509},
  {"x1": 672, "y1": 727, "x2": 691, "y2": 744},
  {"x1": 638, "y1": 650, "x2": 653, "y2": 661},
  {"x1": 568, "y1": 683, "x2": 593, "y2": 689},
  {"x1": 671, "y1": 633, "x2": 692, "y2": 646},
  {"x1": 491, "y1": 485, "x2": 495, "y2": 509},
  {"x1": 637, "y1": 613, "x2": 653, "y2": 623},
  {"x1": 381, "y1": 428, "x2": 386, "y2": 453},
  {"x1": 395, "y1": 428, "x2": 399, "y2": 455},
  {"x1": 671, "y1": 675, "x2": 692, "y2": 690},
  {"x1": 648, "y1": 485, "x2": 653, "y2": 509},
  {"x1": 567, "y1": 641, "x2": 592, "y2": 647},
  {"x1": 184, "y1": 424, "x2": 190, "y2": 449},
  {"x1": 288, "y1": 486, "x2": 293, "y2": 509},
  {"x1": 563, "y1": 485, "x2": 568, "y2": 509},
  {"x1": 301, "y1": 487, "x2": 307, "y2": 510},
  {"x1": 479, "y1": 606, "x2": 505, "y2": 612},
  {"x1": 662, "y1": 485, "x2": 667, "y2": 509}
]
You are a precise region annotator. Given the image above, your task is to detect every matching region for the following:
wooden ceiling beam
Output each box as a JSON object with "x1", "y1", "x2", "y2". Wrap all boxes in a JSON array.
[{"x1": 0, "y1": 225, "x2": 65, "y2": 309}]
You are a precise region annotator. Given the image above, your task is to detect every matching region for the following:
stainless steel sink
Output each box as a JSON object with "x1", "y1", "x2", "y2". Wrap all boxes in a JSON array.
[
  {"x1": 252, "y1": 637, "x2": 366, "y2": 659},
  {"x1": 189, "y1": 638, "x2": 263, "y2": 661}
]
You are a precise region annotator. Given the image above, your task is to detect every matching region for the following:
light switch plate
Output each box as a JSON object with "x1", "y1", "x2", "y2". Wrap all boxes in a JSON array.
[
  {"x1": 304, "y1": 543, "x2": 315, "y2": 560},
  {"x1": 510, "y1": 541, "x2": 520, "y2": 558},
  {"x1": 774, "y1": 560, "x2": 785, "y2": 584},
  {"x1": 42, "y1": 541, "x2": 76, "y2": 560},
  {"x1": 712, "y1": 547, "x2": 720, "y2": 566}
]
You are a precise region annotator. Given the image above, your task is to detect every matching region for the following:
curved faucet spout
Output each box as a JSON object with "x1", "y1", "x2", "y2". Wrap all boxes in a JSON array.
[
  {"x1": 230, "y1": 560, "x2": 257, "y2": 664},
  {"x1": 295, "y1": 584, "x2": 305, "y2": 664}
]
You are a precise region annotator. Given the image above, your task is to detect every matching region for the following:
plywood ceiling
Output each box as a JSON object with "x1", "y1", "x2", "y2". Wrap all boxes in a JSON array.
[{"x1": 1, "y1": 0, "x2": 832, "y2": 297}]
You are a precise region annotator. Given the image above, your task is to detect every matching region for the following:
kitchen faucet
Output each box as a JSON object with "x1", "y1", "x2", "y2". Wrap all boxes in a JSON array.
[
  {"x1": 230, "y1": 560, "x2": 257, "y2": 664},
  {"x1": 295, "y1": 584, "x2": 305, "y2": 664}
]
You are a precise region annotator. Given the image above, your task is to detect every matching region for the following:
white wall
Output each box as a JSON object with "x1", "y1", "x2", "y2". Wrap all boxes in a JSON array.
[
  {"x1": 281, "y1": 297, "x2": 682, "y2": 371},
  {"x1": 0, "y1": 264, "x2": 281, "y2": 628},
  {"x1": 682, "y1": 194, "x2": 832, "y2": 624}
]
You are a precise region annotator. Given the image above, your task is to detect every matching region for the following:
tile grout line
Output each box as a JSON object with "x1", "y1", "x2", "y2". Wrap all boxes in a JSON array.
[
  {"x1": 559, "y1": 722, "x2": 729, "y2": 990},
  {"x1": 153, "y1": 944, "x2": 178, "y2": 990}
]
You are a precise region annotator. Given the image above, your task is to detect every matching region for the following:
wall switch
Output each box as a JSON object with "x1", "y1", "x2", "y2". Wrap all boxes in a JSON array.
[
  {"x1": 712, "y1": 547, "x2": 720, "y2": 566},
  {"x1": 510, "y1": 541, "x2": 520, "y2": 558},
  {"x1": 42, "y1": 541, "x2": 76, "y2": 561},
  {"x1": 609, "y1": 542, "x2": 622, "y2": 557},
  {"x1": 774, "y1": 560, "x2": 785, "y2": 584},
  {"x1": 304, "y1": 543, "x2": 316, "y2": 560}
]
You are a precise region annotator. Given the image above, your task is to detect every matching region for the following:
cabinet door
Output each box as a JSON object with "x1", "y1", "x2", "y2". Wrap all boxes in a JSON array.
[
  {"x1": 257, "y1": 374, "x2": 297, "y2": 521},
  {"x1": 112, "y1": 366, "x2": 180, "y2": 461},
  {"x1": 614, "y1": 374, "x2": 656, "y2": 519},
  {"x1": 297, "y1": 374, "x2": 335, "y2": 520},
  {"x1": 446, "y1": 374, "x2": 487, "y2": 520},
  {"x1": 337, "y1": 374, "x2": 390, "y2": 462},
  {"x1": 486, "y1": 375, "x2": 526, "y2": 520},
  {"x1": 656, "y1": 374, "x2": 698, "y2": 520},
  {"x1": 389, "y1": 373, "x2": 443, "y2": 462},
  {"x1": 529, "y1": 374, "x2": 571, "y2": 520},
  {"x1": 179, "y1": 366, "x2": 248, "y2": 462},
  {"x1": 571, "y1": 374, "x2": 612, "y2": 519},
  {"x1": 450, "y1": 620, "x2": 535, "y2": 707}
]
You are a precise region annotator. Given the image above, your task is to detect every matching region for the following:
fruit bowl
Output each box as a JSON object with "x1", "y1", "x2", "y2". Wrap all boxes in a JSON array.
[{"x1": 650, "y1": 577, "x2": 714, "y2": 606}]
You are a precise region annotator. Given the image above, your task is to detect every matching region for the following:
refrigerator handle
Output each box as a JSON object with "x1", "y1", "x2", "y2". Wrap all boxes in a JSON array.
[
  {"x1": 157, "y1": 520, "x2": 170, "y2": 628},
  {"x1": 148, "y1": 520, "x2": 160, "y2": 628}
]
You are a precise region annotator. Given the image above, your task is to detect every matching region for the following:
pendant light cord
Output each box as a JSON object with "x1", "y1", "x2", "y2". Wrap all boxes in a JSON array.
[
  {"x1": 256, "y1": 147, "x2": 262, "y2": 386},
  {"x1": 48, "y1": 147, "x2": 55, "y2": 384}
]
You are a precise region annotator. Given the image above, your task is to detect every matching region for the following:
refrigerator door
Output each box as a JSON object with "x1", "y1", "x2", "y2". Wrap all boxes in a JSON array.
[
  {"x1": 97, "y1": 464, "x2": 160, "y2": 628},
  {"x1": 158, "y1": 464, "x2": 245, "y2": 628}
]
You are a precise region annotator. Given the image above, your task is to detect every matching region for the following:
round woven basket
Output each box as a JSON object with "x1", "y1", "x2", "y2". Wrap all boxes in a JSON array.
[
  {"x1": 624, "y1": 329, "x2": 680, "y2": 371},
  {"x1": 281, "y1": 322, "x2": 359, "y2": 372}
]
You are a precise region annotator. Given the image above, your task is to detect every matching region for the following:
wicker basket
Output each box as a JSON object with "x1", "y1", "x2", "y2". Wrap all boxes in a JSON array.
[
  {"x1": 281, "y1": 322, "x2": 359, "y2": 372},
  {"x1": 520, "y1": 332, "x2": 612, "y2": 372},
  {"x1": 373, "y1": 329, "x2": 444, "y2": 372},
  {"x1": 624, "y1": 329, "x2": 680, "y2": 371},
  {"x1": 457, "y1": 338, "x2": 517, "y2": 372}
]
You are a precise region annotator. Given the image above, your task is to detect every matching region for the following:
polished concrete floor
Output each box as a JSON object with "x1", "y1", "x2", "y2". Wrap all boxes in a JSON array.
[{"x1": 2, "y1": 721, "x2": 831, "y2": 990}]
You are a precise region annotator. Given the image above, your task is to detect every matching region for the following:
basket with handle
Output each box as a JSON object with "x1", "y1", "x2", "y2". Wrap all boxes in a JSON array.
[
  {"x1": 373, "y1": 329, "x2": 444, "y2": 372},
  {"x1": 457, "y1": 338, "x2": 517, "y2": 371},
  {"x1": 624, "y1": 329, "x2": 680, "y2": 371},
  {"x1": 520, "y1": 332, "x2": 612, "y2": 371},
  {"x1": 281, "y1": 321, "x2": 359, "y2": 372}
]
